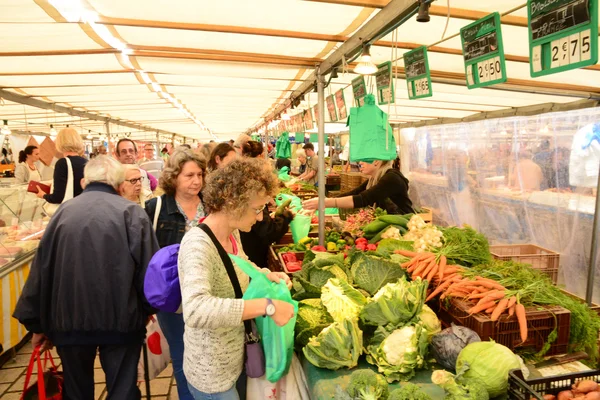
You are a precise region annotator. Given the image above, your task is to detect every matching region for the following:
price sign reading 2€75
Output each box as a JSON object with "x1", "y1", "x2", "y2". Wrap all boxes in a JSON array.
[
  {"x1": 460, "y1": 12, "x2": 508, "y2": 89},
  {"x1": 528, "y1": 0, "x2": 598, "y2": 77},
  {"x1": 404, "y1": 46, "x2": 433, "y2": 99}
]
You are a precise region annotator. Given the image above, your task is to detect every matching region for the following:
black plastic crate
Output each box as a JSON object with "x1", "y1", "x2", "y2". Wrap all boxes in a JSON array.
[{"x1": 508, "y1": 368, "x2": 600, "y2": 399}]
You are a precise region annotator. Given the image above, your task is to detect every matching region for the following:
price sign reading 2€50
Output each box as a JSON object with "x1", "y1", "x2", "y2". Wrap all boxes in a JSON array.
[
  {"x1": 528, "y1": 0, "x2": 598, "y2": 77},
  {"x1": 404, "y1": 46, "x2": 433, "y2": 99},
  {"x1": 460, "y1": 12, "x2": 508, "y2": 89}
]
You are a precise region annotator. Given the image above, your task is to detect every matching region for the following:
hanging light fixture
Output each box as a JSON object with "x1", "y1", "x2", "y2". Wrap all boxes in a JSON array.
[
  {"x1": 282, "y1": 110, "x2": 291, "y2": 121},
  {"x1": 330, "y1": 68, "x2": 339, "y2": 79},
  {"x1": 1, "y1": 120, "x2": 11, "y2": 135},
  {"x1": 416, "y1": 0, "x2": 432, "y2": 22},
  {"x1": 50, "y1": 124, "x2": 57, "y2": 136},
  {"x1": 354, "y1": 45, "x2": 377, "y2": 75},
  {"x1": 86, "y1": 130, "x2": 93, "y2": 140}
]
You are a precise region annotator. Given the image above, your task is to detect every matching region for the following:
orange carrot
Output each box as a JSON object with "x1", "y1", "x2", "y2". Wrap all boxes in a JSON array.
[
  {"x1": 469, "y1": 300, "x2": 497, "y2": 314},
  {"x1": 424, "y1": 261, "x2": 438, "y2": 281},
  {"x1": 491, "y1": 298, "x2": 509, "y2": 321},
  {"x1": 474, "y1": 277, "x2": 506, "y2": 290},
  {"x1": 401, "y1": 260, "x2": 412, "y2": 268},
  {"x1": 394, "y1": 249, "x2": 418, "y2": 257},
  {"x1": 468, "y1": 290, "x2": 499, "y2": 300},
  {"x1": 438, "y1": 255, "x2": 447, "y2": 281},
  {"x1": 426, "y1": 277, "x2": 458, "y2": 302},
  {"x1": 477, "y1": 291, "x2": 506, "y2": 306},
  {"x1": 413, "y1": 260, "x2": 430, "y2": 276},
  {"x1": 508, "y1": 304, "x2": 516, "y2": 317},
  {"x1": 441, "y1": 273, "x2": 458, "y2": 284},
  {"x1": 442, "y1": 266, "x2": 460, "y2": 276},
  {"x1": 515, "y1": 303, "x2": 528, "y2": 343},
  {"x1": 507, "y1": 296, "x2": 517, "y2": 309},
  {"x1": 485, "y1": 305, "x2": 496, "y2": 313}
]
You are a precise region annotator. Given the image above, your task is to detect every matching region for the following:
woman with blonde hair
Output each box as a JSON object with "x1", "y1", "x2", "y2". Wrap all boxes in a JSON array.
[
  {"x1": 36, "y1": 127, "x2": 87, "y2": 205},
  {"x1": 302, "y1": 157, "x2": 414, "y2": 214}
]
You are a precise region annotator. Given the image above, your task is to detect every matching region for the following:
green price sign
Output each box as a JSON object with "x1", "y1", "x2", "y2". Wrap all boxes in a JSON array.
[
  {"x1": 460, "y1": 12, "x2": 507, "y2": 89},
  {"x1": 351, "y1": 76, "x2": 367, "y2": 106},
  {"x1": 528, "y1": 0, "x2": 598, "y2": 76},
  {"x1": 403, "y1": 46, "x2": 432, "y2": 99},
  {"x1": 375, "y1": 61, "x2": 395, "y2": 105}
]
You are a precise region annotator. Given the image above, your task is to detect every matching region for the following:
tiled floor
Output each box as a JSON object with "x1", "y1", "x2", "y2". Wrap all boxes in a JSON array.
[{"x1": 0, "y1": 342, "x2": 179, "y2": 399}]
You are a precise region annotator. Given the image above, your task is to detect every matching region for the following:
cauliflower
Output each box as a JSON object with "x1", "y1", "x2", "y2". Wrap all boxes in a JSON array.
[{"x1": 382, "y1": 326, "x2": 418, "y2": 365}]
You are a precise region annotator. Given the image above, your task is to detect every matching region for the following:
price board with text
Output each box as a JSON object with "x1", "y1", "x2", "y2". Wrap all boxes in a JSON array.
[
  {"x1": 335, "y1": 89, "x2": 348, "y2": 120},
  {"x1": 326, "y1": 95, "x2": 338, "y2": 122},
  {"x1": 528, "y1": 0, "x2": 598, "y2": 76},
  {"x1": 460, "y1": 12, "x2": 508, "y2": 89},
  {"x1": 403, "y1": 46, "x2": 433, "y2": 99},
  {"x1": 375, "y1": 61, "x2": 395, "y2": 105},
  {"x1": 351, "y1": 76, "x2": 367, "y2": 106}
]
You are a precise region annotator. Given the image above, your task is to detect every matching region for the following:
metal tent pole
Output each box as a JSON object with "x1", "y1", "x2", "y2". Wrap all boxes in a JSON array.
[
  {"x1": 317, "y1": 69, "x2": 326, "y2": 246},
  {"x1": 585, "y1": 164, "x2": 600, "y2": 305}
]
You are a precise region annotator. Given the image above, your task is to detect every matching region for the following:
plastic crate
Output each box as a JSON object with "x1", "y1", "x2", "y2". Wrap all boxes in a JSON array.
[
  {"x1": 508, "y1": 368, "x2": 600, "y2": 399},
  {"x1": 490, "y1": 244, "x2": 560, "y2": 284},
  {"x1": 268, "y1": 245, "x2": 286, "y2": 272},
  {"x1": 438, "y1": 298, "x2": 571, "y2": 356}
]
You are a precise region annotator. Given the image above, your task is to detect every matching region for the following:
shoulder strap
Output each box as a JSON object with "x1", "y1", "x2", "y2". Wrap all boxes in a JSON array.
[
  {"x1": 153, "y1": 196, "x2": 162, "y2": 232},
  {"x1": 62, "y1": 156, "x2": 74, "y2": 203},
  {"x1": 199, "y1": 223, "x2": 254, "y2": 336}
]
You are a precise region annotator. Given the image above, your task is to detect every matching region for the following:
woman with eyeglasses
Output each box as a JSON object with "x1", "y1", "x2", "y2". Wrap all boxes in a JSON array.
[
  {"x1": 178, "y1": 158, "x2": 294, "y2": 399},
  {"x1": 144, "y1": 148, "x2": 207, "y2": 400},
  {"x1": 120, "y1": 165, "x2": 153, "y2": 207}
]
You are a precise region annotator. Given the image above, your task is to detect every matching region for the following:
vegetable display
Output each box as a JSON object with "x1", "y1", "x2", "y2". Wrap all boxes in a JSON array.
[
  {"x1": 388, "y1": 383, "x2": 432, "y2": 400},
  {"x1": 431, "y1": 369, "x2": 489, "y2": 400},
  {"x1": 456, "y1": 341, "x2": 524, "y2": 398},
  {"x1": 403, "y1": 215, "x2": 443, "y2": 252},
  {"x1": 302, "y1": 318, "x2": 363, "y2": 370},
  {"x1": 343, "y1": 207, "x2": 387, "y2": 236},
  {"x1": 321, "y1": 278, "x2": 367, "y2": 322},
  {"x1": 345, "y1": 369, "x2": 389, "y2": 400},
  {"x1": 295, "y1": 299, "x2": 334, "y2": 349},
  {"x1": 430, "y1": 325, "x2": 481, "y2": 371},
  {"x1": 350, "y1": 252, "x2": 408, "y2": 296}
]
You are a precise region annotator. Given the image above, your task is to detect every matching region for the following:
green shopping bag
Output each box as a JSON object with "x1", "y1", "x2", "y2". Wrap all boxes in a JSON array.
[
  {"x1": 275, "y1": 192, "x2": 302, "y2": 212},
  {"x1": 229, "y1": 254, "x2": 298, "y2": 383},
  {"x1": 290, "y1": 214, "x2": 311, "y2": 244},
  {"x1": 315, "y1": 208, "x2": 339, "y2": 216},
  {"x1": 348, "y1": 94, "x2": 397, "y2": 163},
  {"x1": 277, "y1": 166, "x2": 291, "y2": 182},
  {"x1": 276, "y1": 132, "x2": 291, "y2": 159}
]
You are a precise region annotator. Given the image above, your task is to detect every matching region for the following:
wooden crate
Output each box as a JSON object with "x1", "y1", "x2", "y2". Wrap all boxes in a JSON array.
[
  {"x1": 340, "y1": 172, "x2": 368, "y2": 192},
  {"x1": 490, "y1": 244, "x2": 560, "y2": 284}
]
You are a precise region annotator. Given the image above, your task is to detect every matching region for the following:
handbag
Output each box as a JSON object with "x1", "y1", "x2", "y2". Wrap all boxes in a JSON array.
[
  {"x1": 21, "y1": 346, "x2": 63, "y2": 400},
  {"x1": 198, "y1": 223, "x2": 266, "y2": 379},
  {"x1": 137, "y1": 315, "x2": 170, "y2": 381},
  {"x1": 42, "y1": 157, "x2": 74, "y2": 217}
]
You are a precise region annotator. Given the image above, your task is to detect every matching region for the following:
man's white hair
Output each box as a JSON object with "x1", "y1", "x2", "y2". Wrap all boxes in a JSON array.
[
  {"x1": 84, "y1": 155, "x2": 126, "y2": 189},
  {"x1": 233, "y1": 133, "x2": 252, "y2": 149}
]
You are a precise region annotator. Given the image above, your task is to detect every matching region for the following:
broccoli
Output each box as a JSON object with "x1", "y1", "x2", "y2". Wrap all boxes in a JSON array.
[
  {"x1": 346, "y1": 369, "x2": 389, "y2": 400},
  {"x1": 431, "y1": 370, "x2": 489, "y2": 400},
  {"x1": 389, "y1": 383, "x2": 432, "y2": 400}
]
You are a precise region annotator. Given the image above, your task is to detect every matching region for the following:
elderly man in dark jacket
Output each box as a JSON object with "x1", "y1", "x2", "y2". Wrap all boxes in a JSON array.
[{"x1": 14, "y1": 155, "x2": 159, "y2": 400}]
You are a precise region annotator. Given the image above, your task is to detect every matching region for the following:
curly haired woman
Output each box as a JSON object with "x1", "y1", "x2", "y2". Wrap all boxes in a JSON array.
[{"x1": 178, "y1": 158, "x2": 295, "y2": 400}]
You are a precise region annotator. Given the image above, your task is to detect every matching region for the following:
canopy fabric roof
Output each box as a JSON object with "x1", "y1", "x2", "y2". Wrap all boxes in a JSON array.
[{"x1": 0, "y1": 0, "x2": 598, "y2": 141}]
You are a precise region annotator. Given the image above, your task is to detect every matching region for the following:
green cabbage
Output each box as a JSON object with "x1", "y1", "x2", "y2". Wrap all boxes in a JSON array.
[
  {"x1": 360, "y1": 277, "x2": 427, "y2": 327},
  {"x1": 456, "y1": 341, "x2": 522, "y2": 398},
  {"x1": 292, "y1": 259, "x2": 349, "y2": 300},
  {"x1": 351, "y1": 252, "x2": 408, "y2": 296},
  {"x1": 321, "y1": 278, "x2": 367, "y2": 322},
  {"x1": 303, "y1": 318, "x2": 363, "y2": 370},
  {"x1": 366, "y1": 323, "x2": 429, "y2": 382},
  {"x1": 418, "y1": 304, "x2": 441, "y2": 339},
  {"x1": 295, "y1": 299, "x2": 334, "y2": 349}
]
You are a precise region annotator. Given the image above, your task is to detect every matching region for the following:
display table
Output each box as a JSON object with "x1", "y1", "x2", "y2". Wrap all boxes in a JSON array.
[{"x1": 301, "y1": 356, "x2": 445, "y2": 399}]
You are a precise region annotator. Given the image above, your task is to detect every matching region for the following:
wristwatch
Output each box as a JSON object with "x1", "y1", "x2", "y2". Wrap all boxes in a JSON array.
[{"x1": 264, "y1": 299, "x2": 276, "y2": 317}]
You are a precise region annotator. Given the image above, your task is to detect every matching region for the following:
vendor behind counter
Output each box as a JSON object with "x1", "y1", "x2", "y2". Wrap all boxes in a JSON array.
[{"x1": 302, "y1": 158, "x2": 414, "y2": 214}]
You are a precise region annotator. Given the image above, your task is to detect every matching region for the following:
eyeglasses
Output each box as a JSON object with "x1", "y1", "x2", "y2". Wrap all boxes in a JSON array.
[
  {"x1": 252, "y1": 205, "x2": 266, "y2": 215},
  {"x1": 126, "y1": 177, "x2": 143, "y2": 185}
]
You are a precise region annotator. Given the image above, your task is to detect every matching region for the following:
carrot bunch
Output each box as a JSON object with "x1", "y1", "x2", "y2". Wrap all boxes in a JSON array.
[{"x1": 394, "y1": 249, "x2": 528, "y2": 343}]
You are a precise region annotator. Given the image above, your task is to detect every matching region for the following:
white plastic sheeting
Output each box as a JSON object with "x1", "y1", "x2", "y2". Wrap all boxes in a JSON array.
[{"x1": 400, "y1": 107, "x2": 600, "y2": 303}]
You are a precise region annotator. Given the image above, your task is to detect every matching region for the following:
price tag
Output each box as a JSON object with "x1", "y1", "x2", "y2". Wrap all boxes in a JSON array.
[
  {"x1": 460, "y1": 12, "x2": 508, "y2": 89},
  {"x1": 403, "y1": 46, "x2": 433, "y2": 100},
  {"x1": 375, "y1": 62, "x2": 395, "y2": 104},
  {"x1": 528, "y1": 0, "x2": 598, "y2": 77}
]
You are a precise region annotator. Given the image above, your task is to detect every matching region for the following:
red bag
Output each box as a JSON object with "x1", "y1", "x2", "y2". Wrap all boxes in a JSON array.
[{"x1": 21, "y1": 346, "x2": 63, "y2": 400}]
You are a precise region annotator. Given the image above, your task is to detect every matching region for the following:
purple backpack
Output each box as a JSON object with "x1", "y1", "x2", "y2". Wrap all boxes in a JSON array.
[{"x1": 144, "y1": 197, "x2": 182, "y2": 313}]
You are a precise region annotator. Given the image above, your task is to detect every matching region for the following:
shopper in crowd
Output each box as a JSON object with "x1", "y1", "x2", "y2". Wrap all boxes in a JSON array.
[
  {"x1": 140, "y1": 143, "x2": 165, "y2": 180},
  {"x1": 120, "y1": 164, "x2": 153, "y2": 208},
  {"x1": 179, "y1": 158, "x2": 294, "y2": 399},
  {"x1": 233, "y1": 133, "x2": 252, "y2": 156},
  {"x1": 15, "y1": 145, "x2": 41, "y2": 184},
  {"x1": 239, "y1": 141, "x2": 294, "y2": 268},
  {"x1": 303, "y1": 157, "x2": 414, "y2": 215},
  {"x1": 1, "y1": 148, "x2": 12, "y2": 164},
  {"x1": 97, "y1": 144, "x2": 107, "y2": 156},
  {"x1": 144, "y1": 149, "x2": 206, "y2": 400},
  {"x1": 115, "y1": 138, "x2": 152, "y2": 192},
  {"x1": 207, "y1": 142, "x2": 237, "y2": 172},
  {"x1": 297, "y1": 142, "x2": 318, "y2": 185},
  {"x1": 36, "y1": 128, "x2": 87, "y2": 204},
  {"x1": 296, "y1": 148, "x2": 308, "y2": 175},
  {"x1": 14, "y1": 155, "x2": 159, "y2": 400},
  {"x1": 508, "y1": 148, "x2": 544, "y2": 192},
  {"x1": 198, "y1": 142, "x2": 216, "y2": 162},
  {"x1": 275, "y1": 157, "x2": 291, "y2": 171}
]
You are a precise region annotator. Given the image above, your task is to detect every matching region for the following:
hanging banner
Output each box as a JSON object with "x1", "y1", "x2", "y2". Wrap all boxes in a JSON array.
[
  {"x1": 296, "y1": 113, "x2": 305, "y2": 132},
  {"x1": 295, "y1": 132, "x2": 305, "y2": 144},
  {"x1": 404, "y1": 46, "x2": 433, "y2": 99},
  {"x1": 313, "y1": 104, "x2": 321, "y2": 127},
  {"x1": 326, "y1": 95, "x2": 338, "y2": 122},
  {"x1": 303, "y1": 109, "x2": 314, "y2": 131},
  {"x1": 309, "y1": 133, "x2": 318, "y2": 143},
  {"x1": 334, "y1": 89, "x2": 348, "y2": 120},
  {"x1": 528, "y1": 0, "x2": 598, "y2": 77},
  {"x1": 351, "y1": 76, "x2": 367, "y2": 106},
  {"x1": 460, "y1": 12, "x2": 507, "y2": 89},
  {"x1": 375, "y1": 61, "x2": 394, "y2": 105}
]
